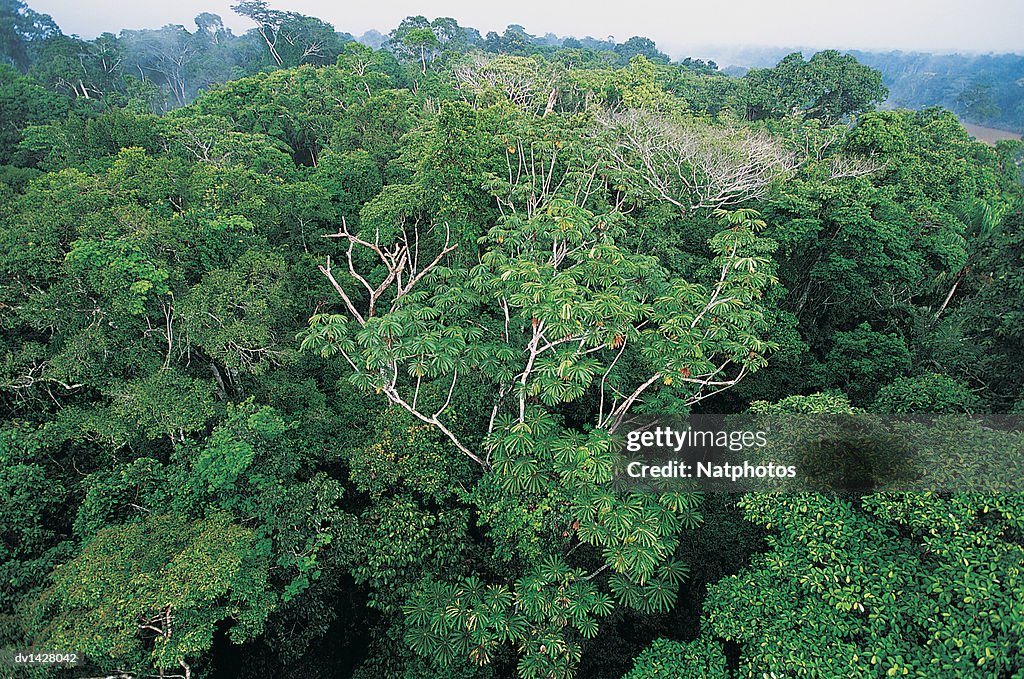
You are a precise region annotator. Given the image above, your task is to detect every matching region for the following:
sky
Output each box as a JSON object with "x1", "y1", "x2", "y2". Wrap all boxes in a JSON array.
[{"x1": 28, "y1": 0, "x2": 1024, "y2": 60}]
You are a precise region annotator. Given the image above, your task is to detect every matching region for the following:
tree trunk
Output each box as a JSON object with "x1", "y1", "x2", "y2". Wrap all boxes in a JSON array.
[
  {"x1": 935, "y1": 268, "x2": 966, "y2": 320},
  {"x1": 210, "y1": 363, "x2": 228, "y2": 400},
  {"x1": 259, "y1": 28, "x2": 283, "y2": 66},
  {"x1": 544, "y1": 87, "x2": 558, "y2": 116}
]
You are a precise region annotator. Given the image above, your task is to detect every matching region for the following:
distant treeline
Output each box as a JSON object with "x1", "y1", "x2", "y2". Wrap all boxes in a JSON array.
[
  {"x1": 849, "y1": 51, "x2": 1024, "y2": 134},
  {"x1": 710, "y1": 46, "x2": 1024, "y2": 134},
  {"x1": 3, "y1": 0, "x2": 1021, "y2": 132},
  {"x1": 0, "y1": 0, "x2": 714, "y2": 113}
]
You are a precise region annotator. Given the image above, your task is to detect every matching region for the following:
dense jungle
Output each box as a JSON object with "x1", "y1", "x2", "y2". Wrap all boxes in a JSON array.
[{"x1": 2, "y1": 1, "x2": 1024, "y2": 677}]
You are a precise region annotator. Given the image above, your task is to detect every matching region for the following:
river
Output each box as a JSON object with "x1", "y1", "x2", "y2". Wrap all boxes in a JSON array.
[{"x1": 959, "y1": 121, "x2": 1022, "y2": 144}]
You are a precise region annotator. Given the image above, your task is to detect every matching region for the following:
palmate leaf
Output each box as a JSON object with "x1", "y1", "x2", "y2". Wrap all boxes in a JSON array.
[
  {"x1": 608, "y1": 572, "x2": 642, "y2": 608},
  {"x1": 538, "y1": 555, "x2": 569, "y2": 581},
  {"x1": 516, "y1": 584, "x2": 548, "y2": 618},
  {"x1": 428, "y1": 352, "x2": 458, "y2": 374},
  {"x1": 658, "y1": 490, "x2": 701, "y2": 513},
  {"x1": 502, "y1": 427, "x2": 536, "y2": 457},
  {"x1": 550, "y1": 431, "x2": 584, "y2": 465},
  {"x1": 482, "y1": 584, "x2": 514, "y2": 612},
  {"x1": 491, "y1": 455, "x2": 515, "y2": 478},
  {"x1": 589, "y1": 591, "x2": 615, "y2": 617},
  {"x1": 564, "y1": 595, "x2": 592, "y2": 624},
  {"x1": 619, "y1": 543, "x2": 663, "y2": 583},
  {"x1": 603, "y1": 545, "x2": 630, "y2": 573},
  {"x1": 639, "y1": 578, "x2": 679, "y2": 613},
  {"x1": 468, "y1": 642, "x2": 496, "y2": 666},
  {"x1": 445, "y1": 600, "x2": 472, "y2": 625},
  {"x1": 297, "y1": 314, "x2": 356, "y2": 357},
  {"x1": 402, "y1": 334, "x2": 434, "y2": 355},
  {"x1": 658, "y1": 559, "x2": 690, "y2": 586},
  {"x1": 575, "y1": 519, "x2": 608, "y2": 546},
  {"x1": 347, "y1": 370, "x2": 377, "y2": 392},
  {"x1": 522, "y1": 407, "x2": 559, "y2": 436},
  {"x1": 433, "y1": 634, "x2": 465, "y2": 666},
  {"x1": 500, "y1": 456, "x2": 547, "y2": 494},
  {"x1": 535, "y1": 380, "x2": 562, "y2": 407},
  {"x1": 457, "y1": 575, "x2": 486, "y2": 602},
  {"x1": 576, "y1": 617, "x2": 599, "y2": 639},
  {"x1": 404, "y1": 625, "x2": 440, "y2": 656},
  {"x1": 627, "y1": 522, "x2": 662, "y2": 548}
]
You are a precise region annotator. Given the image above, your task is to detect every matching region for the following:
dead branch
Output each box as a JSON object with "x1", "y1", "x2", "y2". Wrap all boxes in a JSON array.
[{"x1": 596, "y1": 108, "x2": 798, "y2": 213}]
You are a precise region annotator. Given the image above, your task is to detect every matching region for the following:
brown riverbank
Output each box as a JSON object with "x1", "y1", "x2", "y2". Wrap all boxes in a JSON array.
[{"x1": 960, "y1": 121, "x2": 1021, "y2": 144}]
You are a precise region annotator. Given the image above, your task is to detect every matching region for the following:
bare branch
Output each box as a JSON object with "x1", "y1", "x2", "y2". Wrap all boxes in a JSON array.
[{"x1": 596, "y1": 108, "x2": 798, "y2": 213}]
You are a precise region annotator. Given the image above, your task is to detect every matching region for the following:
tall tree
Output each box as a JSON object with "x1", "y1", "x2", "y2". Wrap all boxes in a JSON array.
[{"x1": 745, "y1": 50, "x2": 888, "y2": 123}]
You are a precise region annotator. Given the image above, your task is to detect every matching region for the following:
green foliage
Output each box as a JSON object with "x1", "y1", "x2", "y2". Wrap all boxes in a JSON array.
[
  {"x1": 627, "y1": 392, "x2": 1024, "y2": 678},
  {"x1": 0, "y1": 63, "x2": 66, "y2": 163},
  {"x1": 1, "y1": 10, "x2": 1022, "y2": 679},
  {"x1": 177, "y1": 248, "x2": 291, "y2": 375},
  {"x1": 332, "y1": 88, "x2": 419, "y2": 171},
  {"x1": 403, "y1": 563, "x2": 615, "y2": 677},
  {"x1": 745, "y1": 50, "x2": 887, "y2": 122},
  {"x1": 347, "y1": 407, "x2": 471, "y2": 502},
  {"x1": 951, "y1": 207, "x2": 1024, "y2": 410},
  {"x1": 623, "y1": 636, "x2": 727, "y2": 679},
  {"x1": 72, "y1": 457, "x2": 169, "y2": 538},
  {"x1": 108, "y1": 370, "x2": 217, "y2": 443},
  {"x1": 0, "y1": 422, "x2": 71, "y2": 623},
  {"x1": 824, "y1": 323, "x2": 912, "y2": 405},
  {"x1": 301, "y1": 104, "x2": 777, "y2": 674},
  {"x1": 185, "y1": 400, "x2": 348, "y2": 603},
  {"x1": 31, "y1": 513, "x2": 275, "y2": 675},
  {"x1": 698, "y1": 490, "x2": 1024, "y2": 678},
  {"x1": 873, "y1": 373, "x2": 979, "y2": 414},
  {"x1": 65, "y1": 224, "x2": 172, "y2": 316},
  {"x1": 348, "y1": 493, "x2": 467, "y2": 604}
]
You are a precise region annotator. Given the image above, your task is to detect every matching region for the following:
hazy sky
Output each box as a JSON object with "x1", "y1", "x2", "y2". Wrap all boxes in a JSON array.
[{"x1": 28, "y1": 0, "x2": 1024, "y2": 58}]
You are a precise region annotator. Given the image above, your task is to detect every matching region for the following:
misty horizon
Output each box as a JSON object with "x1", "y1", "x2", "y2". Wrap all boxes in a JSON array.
[{"x1": 26, "y1": 0, "x2": 1024, "y2": 62}]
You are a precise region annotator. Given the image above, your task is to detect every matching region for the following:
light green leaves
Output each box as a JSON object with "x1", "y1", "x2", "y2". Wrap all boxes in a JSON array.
[{"x1": 31, "y1": 513, "x2": 274, "y2": 673}]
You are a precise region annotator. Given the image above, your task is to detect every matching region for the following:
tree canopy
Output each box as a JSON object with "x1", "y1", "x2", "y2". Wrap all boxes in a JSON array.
[{"x1": 1, "y1": 3, "x2": 1023, "y2": 679}]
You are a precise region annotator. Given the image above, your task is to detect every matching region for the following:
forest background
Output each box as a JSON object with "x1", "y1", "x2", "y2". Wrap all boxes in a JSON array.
[{"x1": 2, "y1": 1, "x2": 1024, "y2": 677}]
